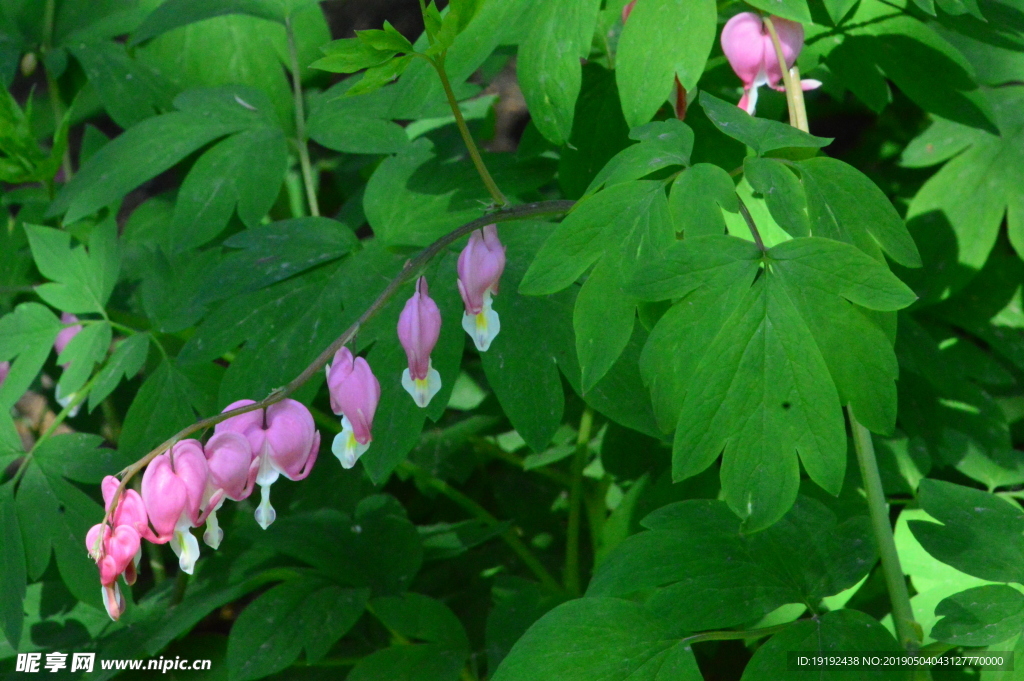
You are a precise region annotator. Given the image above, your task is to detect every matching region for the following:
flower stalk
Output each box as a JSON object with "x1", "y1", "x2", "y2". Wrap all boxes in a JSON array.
[{"x1": 285, "y1": 16, "x2": 320, "y2": 217}]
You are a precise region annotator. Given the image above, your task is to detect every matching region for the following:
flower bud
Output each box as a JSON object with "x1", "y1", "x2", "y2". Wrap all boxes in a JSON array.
[
  {"x1": 720, "y1": 12, "x2": 820, "y2": 115},
  {"x1": 0, "y1": 361, "x2": 9, "y2": 388},
  {"x1": 54, "y1": 312, "x2": 82, "y2": 359},
  {"x1": 214, "y1": 399, "x2": 319, "y2": 530},
  {"x1": 457, "y1": 224, "x2": 505, "y2": 352},
  {"x1": 397, "y1": 277, "x2": 443, "y2": 408},
  {"x1": 326, "y1": 347, "x2": 380, "y2": 469}
]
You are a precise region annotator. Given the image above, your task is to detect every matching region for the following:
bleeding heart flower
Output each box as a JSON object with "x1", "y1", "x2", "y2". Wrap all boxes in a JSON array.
[
  {"x1": 326, "y1": 347, "x2": 381, "y2": 469},
  {"x1": 397, "y1": 277, "x2": 443, "y2": 408},
  {"x1": 457, "y1": 224, "x2": 506, "y2": 352},
  {"x1": 214, "y1": 399, "x2": 319, "y2": 530},
  {"x1": 140, "y1": 440, "x2": 213, "y2": 574},
  {"x1": 720, "y1": 12, "x2": 821, "y2": 115},
  {"x1": 200, "y1": 431, "x2": 257, "y2": 548},
  {"x1": 85, "y1": 522, "x2": 140, "y2": 621}
]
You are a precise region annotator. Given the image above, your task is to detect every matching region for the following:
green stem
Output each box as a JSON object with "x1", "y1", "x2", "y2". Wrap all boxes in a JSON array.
[
  {"x1": 285, "y1": 17, "x2": 320, "y2": 217},
  {"x1": 399, "y1": 460, "x2": 562, "y2": 593},
  {"x1": 430, "y1": 53, "x2": 508, "y2": 206},
  {"x1": 681, "y1": 621, "x2": 795, "y2": 646},
  {"x1": 42, "y1": 0, "x2": 72, "y2": 181},
  {"x1": 762, "y1": 16, "x2": 801, "y2": 130},
  {"x1": 736, "y1": 195, "x2": 766, "y2": 252},
  {"x1": 105, "y1": 200, "x2": 575, "y2": 532},
  {"x1": 564, "y1": 408, "x2": 594, "y2": 597},
  {"x1": 850, "y1": 407, "x2": 920, "y2": 651}
]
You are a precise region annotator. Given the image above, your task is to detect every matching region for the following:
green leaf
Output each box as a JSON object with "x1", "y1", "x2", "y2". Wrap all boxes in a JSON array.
[
  {"x1": 349, "y1": 591, "x2": 475, "y2": 681},
  {"x1": 371, "y1": 592, "x2": 470, "y2": 650},
  {"x1": 265, "y1": 497, "x2": 423, "y2": 595},
  {"x1": 740, "y1": 609, "x2": 902, "y2": 680},
  {"x1": 899, "y1": 90, "x2": 1024, "y2": 302},
  {"x1": 633, "y1": 235, "x2": 914, "y2": 529},
  {"x1": 131, "y1": 0, "x2": 285, "y2": 45},
  {"x1": 585, "y1": 119, "x2": 693, "y2": 194},
  {"x1": 575, "y1": 256, "x2": 636, "y2": 393},
  {"x1": 795, "y1": 157, "x2": 922, "y2": 268},
  {"x1": 68, "y1": 40, "x2": 171, "y2": 128},
  {"x1": 364, "y1": 138, "x2": 554, "y2": 247},
  {"x1": 25, "y1": 219, "x2": 120, "y2": 314},
  {"x1": 558, "y1": 65, "x2": 632, "y2": 200},
  {"x1": 169, "y1": 127, "x2": 288, "y2": 252},
  {"x1": 744, "y1": 0, "x2": 812, "y2": 22},
  {"x1": 486, "y1": 578, "x2": 567, "y2": 672},
  {"x1": 745, "y1": 157, "x2": 810, "y2": 238},
  {"x1": 48, "y1": 91, "x2": 257, "y2": 222},
  {"x1": 88, "y1": 333, "x2": 150, "y2": 412},
  {"x1": 311, "y1": 38, "x2": 396, "y2": 73},
  {"x1": 15, "y1": 461, "x2": 103, "y2": 608},
  {"x1": 491, "y1": 597, "x2": 702, "y2": 681},
  {"x1": 667, "y1": 163, "x2": 738, "y2": 238},
  {"x1": 910, "y1": 479, "x2": 1024, "y2": 584},
  {"x1": 56, "y1": 320, "x2": 111, "y2": 398},
  {"x1": 517, "y1": 0, "x2": 601, "y2": 144},
  {"x1": 347, "y1": 55, "x2": 415, "y2": 97},
  {"x1": 119, "y1": 359, "x2": 219, "y2": 459},
  {"x1": 34, "y1": 433, "x2": 128, "y2": 484},
  {"x1": 0, "y1": 483, "x2": 25, "y2": 648},
  {"x1": 699, "y1": 92, "x2": 833, "y2": 156},
  {"x1": 0, "y1": 303, "x2": 62, "y2": 408},
  {"x1": 823, "y1": 0, "x2": 859, "y2": 23},
  {"x1": 616, "y1": 0, "x2": 716, "y2": 127},
  {"x1": 589, "y1": 497, "x2": 876, "y2": 630},
  {"x1": 482, "y1": 225, "x2": 578, "y2": 451},
  {"x1": 307, "y1": 100, "x2": 409, "y2": 154},
  {"x1": 932, "y1": 585, "x2": 1024, "y2": 647},
  {"x1": 521, "y1": 181, "x2": 668, "y2": 296},
  {"x1": 357, "y1": 22, "x2": 415, "y2": 55},
  {"x1": 198, "y1": 217, "x2": 357, "y2": 304},
  {"x1": 227, "y1": 576, "x2": 369, "y2": 681}
]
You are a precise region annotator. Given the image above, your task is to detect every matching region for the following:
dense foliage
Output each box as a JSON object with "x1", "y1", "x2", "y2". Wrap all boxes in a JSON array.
[{"x1": 2, "y1": 0, "x2": 1024, "y2": 679}]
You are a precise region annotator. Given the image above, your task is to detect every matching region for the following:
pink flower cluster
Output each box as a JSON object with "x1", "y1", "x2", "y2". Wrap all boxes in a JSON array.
[
  {"x1": 87, "y1": 225, "x2": 507, "y2": 619},
  {"x1": 86, "y1": 398, "x2": 318, "y2": 620}
]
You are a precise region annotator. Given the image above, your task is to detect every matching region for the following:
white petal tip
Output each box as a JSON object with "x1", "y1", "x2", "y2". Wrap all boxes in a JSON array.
[
  {"x1": 332, "y1": 427, "x2": 369, "y2": 469},
  {"x1": 254, "y1": 484, "x2": 276, "y2": 530},
  {"x1": 402, "y1": 367, "x2": 442, "y2": 408}
]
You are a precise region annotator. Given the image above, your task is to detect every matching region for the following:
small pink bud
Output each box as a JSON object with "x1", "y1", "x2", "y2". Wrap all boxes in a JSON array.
[
  {"x1": 140, "y1": 440, "x2": 210, "y2": 574},
  {"x1": 720, "y1": 12, "x2": 816, "y2": 115},
  {"x1": 326, "y1": 347, "x2": 381, "y2": 469},
  {"x1": 621, "y1": 0, "x2": 636, "y2": 24},
  {"x1": 397, "y1": 277, "x2": 443, "y2": 408},
  {"x1": 214, "y1": 399, "x2": 319, "y2": 530},
  {"x1": 0, "y1": 360, "x2": 9, "y2": 388},
  {"x1": 457, "y1": 224, "x2": 505, "y2": 352}
]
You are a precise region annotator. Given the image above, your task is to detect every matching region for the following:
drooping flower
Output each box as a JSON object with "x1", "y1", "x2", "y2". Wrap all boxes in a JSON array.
[
  {"x1": 85, "y1": 523, "x2": 140, "y2": 620},
  {"x1": 214, "y1": 399, "x2": 319, "y2": 530},
  {"x1": 457, "y1": 224, "x2": 506, "y2": 352},
  {"x1": 720, "y1": 12, "x2": 821, "y2": 115},
  {"x1": 85, "y1": 476, "x2": 151, "y2": 620},
  {"x1": 397, "y1": 277, "x2": 443, "y2": 408},
  {"x1": 201, "y1": 431, "x2": 257, "y2": 548},
  {"x1": 326, "y1": 347, "x2": 380, "y2": 469},
  {"x1": 140, "y1": 440, "x2": 213, "y2": 574}
]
